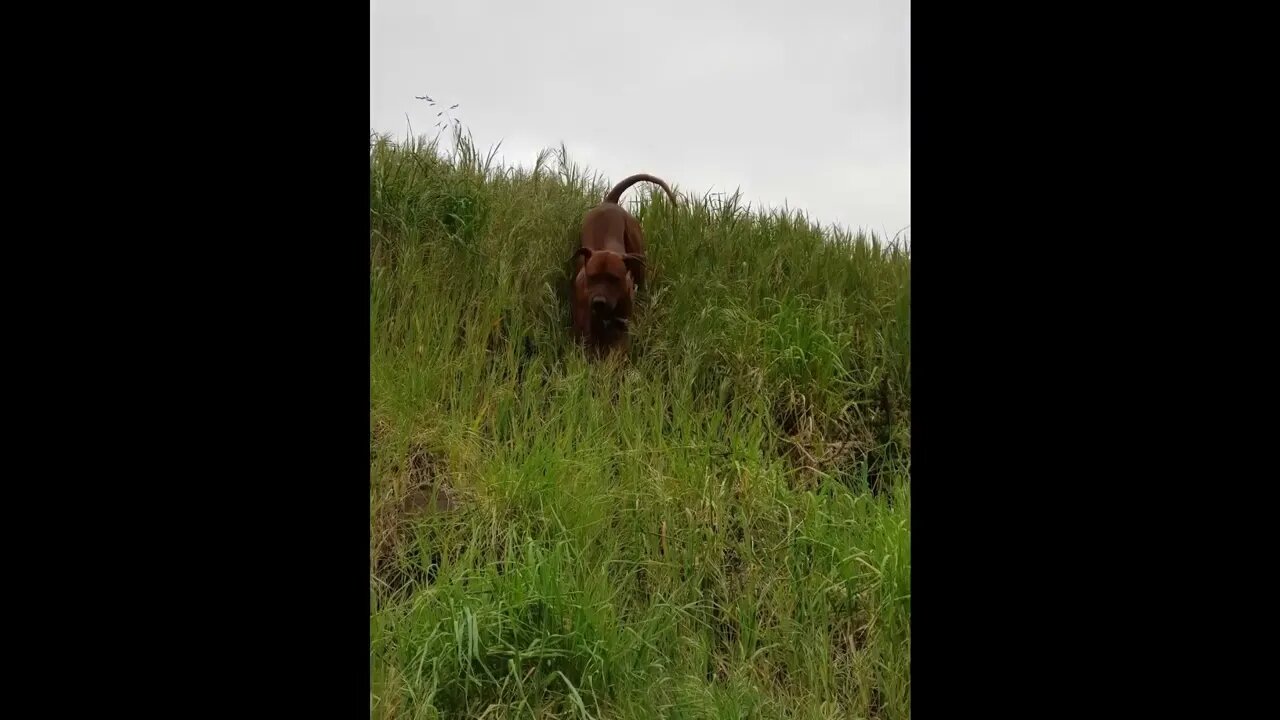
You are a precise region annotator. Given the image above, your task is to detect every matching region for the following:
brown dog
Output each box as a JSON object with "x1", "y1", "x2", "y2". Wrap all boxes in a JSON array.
[{"x1": 571, "y1": 173, "x2": 677, "y2": 355}]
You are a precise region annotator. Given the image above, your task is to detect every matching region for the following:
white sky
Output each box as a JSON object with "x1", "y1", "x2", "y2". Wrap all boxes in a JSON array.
[{"x1": 371, "y1": 0, "x2": 910, "y2": 240}]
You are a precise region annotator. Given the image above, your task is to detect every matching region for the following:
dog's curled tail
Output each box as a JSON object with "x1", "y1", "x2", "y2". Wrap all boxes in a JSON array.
[{"x1": 603, "y1": 173, "x2": 677, "y2": 206}]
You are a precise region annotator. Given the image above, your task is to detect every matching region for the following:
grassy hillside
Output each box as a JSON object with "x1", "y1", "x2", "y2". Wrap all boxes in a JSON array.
[{"x1": 370, "y1": 131, "x2": 911, "y2": 719}]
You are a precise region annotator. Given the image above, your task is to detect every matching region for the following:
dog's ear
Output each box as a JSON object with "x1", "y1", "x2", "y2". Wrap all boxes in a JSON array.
[
  {"x1": 623, "y1": 253, "x2": 646, "y2": 276},
  {"x1": 574, "y1": 247, "x2": 593, "y2": 264}
]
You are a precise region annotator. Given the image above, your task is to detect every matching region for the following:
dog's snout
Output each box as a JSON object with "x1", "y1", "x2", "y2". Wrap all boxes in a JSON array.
[{"x1": 591, "y1": 296, "x2": 608, "y2": 312}]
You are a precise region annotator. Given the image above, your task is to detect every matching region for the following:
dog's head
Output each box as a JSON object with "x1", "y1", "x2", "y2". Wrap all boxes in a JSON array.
[{"x1": 574, "y1": 248, "x2": 643, "y2": 321}]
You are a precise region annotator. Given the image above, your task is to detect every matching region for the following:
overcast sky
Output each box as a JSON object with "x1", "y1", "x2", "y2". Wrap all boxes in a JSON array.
[{"x1": 371, "y1": 0, "x2": 909, "y2": 239}]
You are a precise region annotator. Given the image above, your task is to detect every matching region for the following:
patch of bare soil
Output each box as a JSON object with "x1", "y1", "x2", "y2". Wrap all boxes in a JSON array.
[
  {"x1": 774, "y1": 377, "x2": 905, "y2": 497},
  {"x1": 372, "y1": 443, "x2": 457, "y2": 595}
]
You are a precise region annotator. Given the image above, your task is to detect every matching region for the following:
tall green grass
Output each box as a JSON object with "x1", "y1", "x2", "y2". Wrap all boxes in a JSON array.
[{"x1": 371, "y1": 130, "x2": 910, "y2": 719}]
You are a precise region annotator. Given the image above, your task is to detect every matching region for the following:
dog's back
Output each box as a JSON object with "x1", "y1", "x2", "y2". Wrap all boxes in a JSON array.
[{"x1": 580, "y1": 203, "x2": 630, "y2": 254}]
